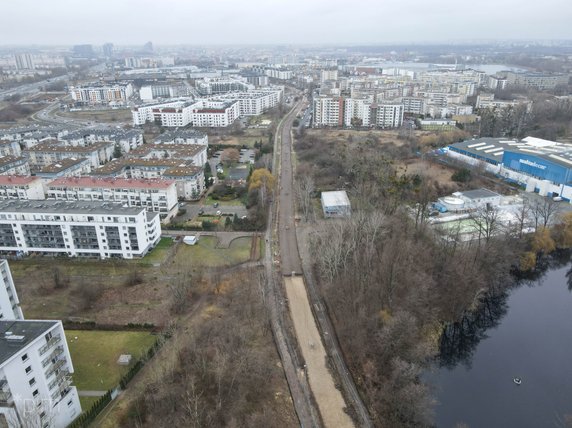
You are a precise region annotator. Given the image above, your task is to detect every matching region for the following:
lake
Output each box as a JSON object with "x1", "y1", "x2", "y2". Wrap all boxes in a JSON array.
[{"x1": 426, "y1": 257, "x2": 572, "y2": 428}]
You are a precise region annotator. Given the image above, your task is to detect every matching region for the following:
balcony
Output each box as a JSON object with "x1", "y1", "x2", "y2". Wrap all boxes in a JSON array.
[
  {"x1": 48, "y1": 369, "x2": 70, "y2": 391},
  {"x1": 39, "y1": 335, "x2": 62, "y2": 356},
  {"x1": 45, "y1": 359, "x2": 66, "y2": 379},
  {"x1": 42, "y1": 345, "x2": 65, "y2": 368}
]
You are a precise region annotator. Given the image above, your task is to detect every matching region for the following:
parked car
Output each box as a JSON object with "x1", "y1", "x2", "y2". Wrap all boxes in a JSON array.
[{"x1": 213, "y1": 202, "x2": 219, "y2": 208}]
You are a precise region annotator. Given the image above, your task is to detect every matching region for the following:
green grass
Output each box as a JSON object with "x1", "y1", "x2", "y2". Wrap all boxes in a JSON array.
[
  {"x1": 136, "y1": 237, "x2": 173, "y2": 265},
  {"x1": 80, "y1": 396, "x2": 101, "y2": 412},
  {"x1": 66, "y1": 330, "x2": 156, "y2": 391},
  {"x1": 175, "y1": 236, "x2": 252, "y2": 267}
]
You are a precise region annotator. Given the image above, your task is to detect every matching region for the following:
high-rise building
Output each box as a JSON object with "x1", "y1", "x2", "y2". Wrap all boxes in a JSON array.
[
  {"x1": 0, "y1": 320, "x2": 82, "y2": 427},
  {"x1": 71, "y1": 44, "x2": 94, "y2": 58},
  {"x1": 14, "y1": 54, "x2": 34, "y2": 70},
  {"x1": 0, "y1": 260, "x2": 23, "y2": 321},
  {"x1": 102, "y1": 43, "x2": 114, "y2": 58}
]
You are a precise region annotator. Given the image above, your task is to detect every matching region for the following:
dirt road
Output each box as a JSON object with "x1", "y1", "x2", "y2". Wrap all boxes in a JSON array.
[{"x1": 284, "y1": 277, "x2": 354, "y2": 428}]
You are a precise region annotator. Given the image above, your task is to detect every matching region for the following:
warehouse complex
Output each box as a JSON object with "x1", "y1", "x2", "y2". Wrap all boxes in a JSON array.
[{"x1": 447, "y1": 136, "x2": 572, "y2": 201}]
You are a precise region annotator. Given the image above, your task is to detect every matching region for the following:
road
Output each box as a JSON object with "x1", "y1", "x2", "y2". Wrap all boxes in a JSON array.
[{"x1": 274, "y1": 97, "x2": 374, "y2": 427}]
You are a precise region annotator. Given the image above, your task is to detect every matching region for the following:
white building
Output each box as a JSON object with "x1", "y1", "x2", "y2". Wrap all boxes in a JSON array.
[
  {"x1": 0, "y1": 200, "x2": 161, "y2": 259},
  {"x1": 26, "y1": 141, "x2": 114, "y2": 170},
  {"x1": 313, "y1": 96, "x2": 344, "y2": 127},
  {"x1": 154, "y1": 130, "x2": 208, "y2": 146},
  {"x1": 188, "y1": 100, "x2": 240, "y2": 127},
  {"x1": 69, "y1": 82, "x2": 134, "y2": 105},
  {"x1": 0, "y1": 176, "x2": 45, "y2": 201},
  {"x1": 0, "y1": 260, "x2": 23, "y2": 321},
  {"x1": 0, "y1": 157, "x2": 30, "y2": 176},
  {"x1": 0, "y1": 320, "x2": 81, "y2": 428},
  {"x1": 265, "y1": 68, "x2": 293, "y2": 80},
  {"x1": 35, "y1": 158, "x2": 92, "y2": 181},
  {"x1": 59, "y1": 129, "x2": 143, "y2": 155},
  {"x1": 215, "y1": 89, "x2": 283, "y2": 116},
  {"x1": 321, "y1": 191, "x2": 351, "y2": 218},
  {"x1": 46, "y1": 177, "x2": 178, "y2": 221}
]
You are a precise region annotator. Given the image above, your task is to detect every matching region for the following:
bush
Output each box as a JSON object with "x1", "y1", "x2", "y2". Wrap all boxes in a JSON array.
[{"x1": 451, "y1": 168, "x2": 472, "y2": 183}]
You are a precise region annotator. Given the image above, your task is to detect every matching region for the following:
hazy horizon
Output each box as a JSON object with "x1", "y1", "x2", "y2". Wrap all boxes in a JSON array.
[{"x1": 1, "y1": 0, "x2": 571, "y2": 46}]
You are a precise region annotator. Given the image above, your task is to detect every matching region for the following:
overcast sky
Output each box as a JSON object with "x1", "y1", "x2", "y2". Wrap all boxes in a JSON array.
[{"x1": 1, "y1": 0, "x2": 571, "y2": 45}]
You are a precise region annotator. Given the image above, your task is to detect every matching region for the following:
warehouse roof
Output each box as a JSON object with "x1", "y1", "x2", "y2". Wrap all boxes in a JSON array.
[{"x1": 321, "y1": 190, "x2": 351, "y2": 207}]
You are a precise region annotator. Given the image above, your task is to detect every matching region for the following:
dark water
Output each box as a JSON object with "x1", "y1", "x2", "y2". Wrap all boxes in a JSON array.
[{"x1": 427, "y1": 260, "x2": 572, "y2": 428}]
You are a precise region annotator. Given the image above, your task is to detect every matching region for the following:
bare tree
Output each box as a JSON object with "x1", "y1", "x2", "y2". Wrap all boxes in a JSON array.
[
  {"x1": 295, "y1": 174, "x2": 315, "y2": 222},
  {"x1": 513, "y1": 197, "x2": 532, "y2": 238}
]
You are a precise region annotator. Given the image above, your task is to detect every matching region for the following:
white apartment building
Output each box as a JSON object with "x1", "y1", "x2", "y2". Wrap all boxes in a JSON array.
[
  {"x1": 0, "y1": 141, "x2": 22, "y2": 158},
  {"x1": 69, "y1": 82, "x2": 134, "y2": 105},
  {"x1": 132, "y1": 100, "x2": 193, "y2": 127},
  {"x1": 0, "y1": 260, "x2": 23, "y2": 321},
  {"x1": 154, "y1": 130, "x2": 208, "y2": 146},
  {"x1": 321, "y1": 69, "x2": 339, "y2": 83},
  {"x1": 26, "y1": 142, "x2": 114, "y2": 169},
  {"x1": 59, "y1": 129, "x2": 143, "y2": 154},
  {"x1": 0, "y1": 200, "x2": 161, "y2": 259},
  {"x1": 0, "y1": 157, "x2": 30, "y2": 176},
  {"x1": 195, "y1": 77, "x2": 253, "y2": 95},
  {"x1": 139, "y1": 83, "x2": 191, "y2": 101},
  {"x1": 46, "y1": 177, "x2": 178, "y2": 221},
  {"x1": 372, "y1": 103, "x2": 404, "y2": 128},
  {"x1": 0, "y1": 176, "x2": 45, "y2": 201},
  {"x1": 35, "y1": 158, "x2": 92, "y2": 181},
  {"x1": 313, "y1": 96, "x2": 344, "y2": 127},
  {"x1": 401, "y1": 97, "x2": 425, "y2": 115},
  {"x1": 189, "y1": 100, "x2": 240, "y2": 127},
  {"x1": 265, "y1": 68, "x2": 293, "y2": 80},
  {"x1": 94, "y1": 160, "x2": 206, "y2": 201},
  {"x1": 0, "y1": 320, "x2": 81, "y2": 428},
  {"x1": 216, "y1": 89, "x2": 283, "y2": 116}
]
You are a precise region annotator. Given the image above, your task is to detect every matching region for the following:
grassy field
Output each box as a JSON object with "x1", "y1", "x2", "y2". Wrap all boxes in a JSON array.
[
  {"x1": 79, "y1": 396, "x2": 100, "y2": 412},
  {"x1": 56, "y1": 108, "x2": 132, "y2": 122},
  {"x1": 135, "y1": 237, "x2": 174, "y2": 266},
  {"x1": 66, "y1": 330, "x2": 156, "y2": 391},
  {"x1": 205, "y1": 195, "x2": 245, "y2": 206},
  {"x1": 173, "y1": 236, "x2": 251, "y2": 267}
]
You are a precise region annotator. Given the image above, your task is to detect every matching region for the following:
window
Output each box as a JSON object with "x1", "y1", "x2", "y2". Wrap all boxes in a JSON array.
[
  {"x1": 29, "y1": 378, "x2": 36, "y2": 386},
  {"x1": 25, "y1": 365, "x2": 32, "y2": 374},
  {"x1": 21, "y1": 353, "x2": 28, "y2": 362},
  {"x1": 32, "y1": 389, "x2": 39, "y2": 397},
  {"x1": 67, "y1": 400, "x2": 73, "y2": 406}
]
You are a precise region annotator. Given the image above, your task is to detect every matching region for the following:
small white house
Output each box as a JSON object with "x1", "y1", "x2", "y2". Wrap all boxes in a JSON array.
[
  {"x1": 183, "y1": 235, "x2": 198, "y2": 245},
  {"x1": 321, "y1": 191, "x2": 351, "y2": 218}
]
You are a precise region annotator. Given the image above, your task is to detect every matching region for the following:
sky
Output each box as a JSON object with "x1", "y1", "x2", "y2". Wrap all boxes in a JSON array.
[{"x1": 1, "y1": 0, "x2": 571, "y2": 46}]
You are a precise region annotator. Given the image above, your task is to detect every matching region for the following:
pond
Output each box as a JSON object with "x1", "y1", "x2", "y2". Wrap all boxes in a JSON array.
[{"x1": 426, "y1": 256, "x2": 572, "y2": 427}]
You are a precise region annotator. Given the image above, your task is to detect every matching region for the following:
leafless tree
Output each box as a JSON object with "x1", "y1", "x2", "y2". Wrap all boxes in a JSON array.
[
  {"x1": 513, "y1": 197, "x2": 532, "y2": 238},
  {"x1": 532, "y1": 197, "x2": 561, "y2": 228},
  {"x1": 295, "y1": 174, "x2": 315, "y2": 222}
]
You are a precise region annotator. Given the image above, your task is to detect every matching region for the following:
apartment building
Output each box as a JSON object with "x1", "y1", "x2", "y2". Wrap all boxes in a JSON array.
[
  {"x1": 35, "y1": 158, "x2": 92, "y2": 181},
  {"x1": 0, "y1": 176, "x2": 45, "y2": 201},
  {"x1": 195, "y1": 77, "x2": 253, "y2": 95},
  {"x1": 0, "y1": 200, "x2": 161, "y2": 259},
  {"x1": 0, "y1": 260, "x2": 23, "y2": 321},
  {"x1": 0, "y1": 141, "x2": 22, "y2": 158},
  {"x1": 26, "y1": 141, "x2": 114, "y2": 169},
  {"x1": 139, "y1": 83, "x2": 191, "y2": 101},
  {"x1": 46, "y1": 177, "x2": 178, "y2": 220},
  {"x1": 154, "y1": 129, "x2": 208, "y2": 146},
  {"x1": 215, "y1": 89, "x2": 283, "y2": 116},
  {"x1": 313, "y1": 96, "x2": 344, "y2": 127},
  {"x1": 69, "y1": 82, "x2": 134, "y2": 105},
  {"x1": 0, "y1": 157, "x2": 30, "y2": 176},
  {"x1": 59, "y1": 129, "x2": 143, "y2": 154},
  {"x1": 93, "y1": 159, "x2": 206, "y2": 200},
  {"x1": 371, "y1": 103, "x2": 404, "y2": 128},
  {"x1": 265, "y1": 68, "x2": 293, "y2": 80},
  {"x1": 132, "y1": 100, "x2": 193, "y2": 127},
  {"x1": 505, "y1": 71, "x2": 569, "y2": 90},
  {"x1": 0, "y1": 320, "x2": 81, "y2": 427},
  {"x1": 189, "y1": 100, "x2": 240, "y2": 127},
  {"x1": 130, "y1": 144, "x2": 207, "y2": 167}
]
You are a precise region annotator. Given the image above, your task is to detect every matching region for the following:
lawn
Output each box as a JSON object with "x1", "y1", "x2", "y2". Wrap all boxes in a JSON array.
[
  {"x1": 66, "y1": 330, "x2": 157, "y2": 391},
  {"x1": 174, "y1": 236, "x2": 251, "y2": 267},
  {"x1": 135, "y1": 237, "x2": 174, "y2": 266},
  {"x1": 205, "y1": 195, "x2": 245, "y2": 206},
  {"x1": 79, "y1": 396, "x2": 100, "y2": 412}
]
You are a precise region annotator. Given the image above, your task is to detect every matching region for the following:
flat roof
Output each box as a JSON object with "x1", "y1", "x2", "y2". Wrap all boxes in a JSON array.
[
  {"x1": 0, "y1": 199, "x2": 145, "y2": 216},
  {"x1": 0, "y1": 320, "x2": 58, "y2": 366},
  {"x1": 36, "y1": 158, "x2": 89, "y2": 173},
  {"x1": 0, "y1": 156, "x2": 26, "y2": 167},
  {"x1": 460, "y1": 188, "x2": 501, "y2": 200},
  {"x1": 321, "y1": 190, "x2": 350, "y2": 207},
  {"x1": 47, "y1": 176, "x2": 175, "y2": 190},
  {"x1": 450, "y1": 137, "x2": 572, "y2": 169}
]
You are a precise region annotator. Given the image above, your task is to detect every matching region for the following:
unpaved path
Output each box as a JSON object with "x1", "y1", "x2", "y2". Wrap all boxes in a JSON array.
[{"x1": 284, "y1": 276, "x2": 354, "y2": 428}]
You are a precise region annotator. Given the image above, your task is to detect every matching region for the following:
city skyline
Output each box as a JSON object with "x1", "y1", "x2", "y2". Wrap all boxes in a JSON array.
[{"x1": 1, "y1": 0, "x2": 571, "y2": 46}]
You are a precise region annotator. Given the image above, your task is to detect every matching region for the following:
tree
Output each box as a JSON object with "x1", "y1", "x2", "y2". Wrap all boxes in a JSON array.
[
  {"x1": 451, "y1": 168, "x2": 471, "y2": 183},
  {"x1": 531, "y1": 198, "x2": 561, "y2": 229},
  {"x1": 249, "y1": 168, "x2": 276, "y2": 205},
  {"x1": 221, "y1": 148, "x2": 240, "y2": 166},
  {"x1": 530, "y1": 227, "x2": 556, "y2": 254},
  {"x1": 295, "y1": 174, "x2": 315, "y2": 222}
]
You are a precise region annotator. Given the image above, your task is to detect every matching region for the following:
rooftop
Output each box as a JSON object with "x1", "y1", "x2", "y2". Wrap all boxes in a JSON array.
[
  {"x1": 0, "y1": 176, "x2": 41, "y2": 186},
  {"x1": 459, "y1": 189, "x2": 501, "y2": 200},
  {"x1": 36, "y1": 158, "x2": 89, "y2": 174},
  {"x1": 0, "y1": 320, "x2": 59, "y2": 366},
  {"x1": 321, "y1": 190, "x2": 351, "y2": 207},
  {"x1": 47, "y1": 176, "x2": 176, "y2": 190},
  {"x1": 0, "y1": 199, "x2": 146, "y2": 216}
]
